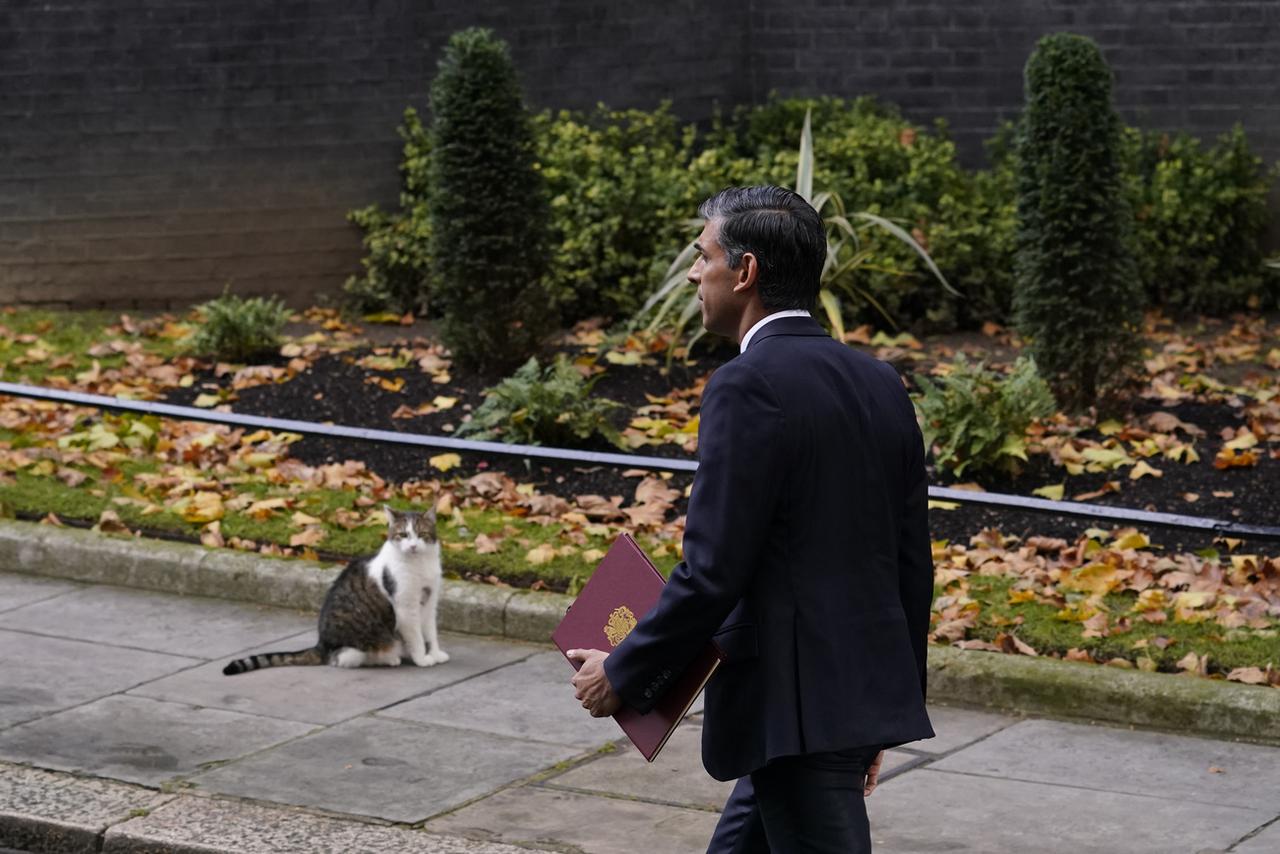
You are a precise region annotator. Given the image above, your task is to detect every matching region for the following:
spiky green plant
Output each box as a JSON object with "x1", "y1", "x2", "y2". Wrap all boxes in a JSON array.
[
  {"x1": 635, "y1": 109, "x2": 956, "y2": 354},
  {"x1": 186, "y1": 290, "x2": 290, "y2": 362}
]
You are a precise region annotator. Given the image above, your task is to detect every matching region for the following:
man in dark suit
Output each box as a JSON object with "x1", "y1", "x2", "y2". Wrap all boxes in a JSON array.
[{"x1": 568, "y1": 186, "x2": 934, "y2": 852}]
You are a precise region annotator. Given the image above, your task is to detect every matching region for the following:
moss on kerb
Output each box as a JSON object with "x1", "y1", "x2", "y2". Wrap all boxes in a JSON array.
[{"x1": 928, "y1": 645, "x2": 1280, "y2": 745}]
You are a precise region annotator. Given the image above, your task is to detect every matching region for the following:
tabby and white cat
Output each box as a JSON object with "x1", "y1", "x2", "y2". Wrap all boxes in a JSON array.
[{"x1": 223, "y1": 506, "x2": 448, "y2": 675}]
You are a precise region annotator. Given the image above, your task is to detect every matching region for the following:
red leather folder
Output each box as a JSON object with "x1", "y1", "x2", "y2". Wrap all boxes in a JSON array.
[{"x1": 552, "y1": 532, "x2": 722, "y2": 762}]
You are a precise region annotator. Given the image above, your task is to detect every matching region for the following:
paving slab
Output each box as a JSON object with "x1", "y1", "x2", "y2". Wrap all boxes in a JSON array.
[
  {"x1": 0, "y1": 695, "x2": 314, "y2": 786},
  {"x1": 868, "y1": 768, "x2": 1271, "y2": 854},
  {"x1": 550, "y1": 725, "x2": 927, "y2": 813},
  {"x1": 905, "y1": 703, "x2": 1018, "y2": 755},
  {"x1": 548, "y1": 722, "x2": 733, "y2": 810},
  {"x1": 379, "y1": 649, "x2": 624, "y2": 748},
  {"x1": 101, "y1": 795, "x2": 532, "y2": 854},
  {"x1": 428, "y1": 785, "x2": 720, "y2": 854},
  {"x1": 930, "y1": 718, "x2": 1280, "y2": 810},
  {"x1": 0, "y1": 585, "x2": 315, "y2": 659},
  {"x1": 189, "y1": 714, "x2": 579, "y2": 823},
  {"x1": 0, "y1": 630, "x2": 198, "y2": 730},
  {"x1": 0, "y1": 573, "x2": 81, "y2": 614},
  {"x1": 1232, "y1": 818, "x2": 1280, "y2": 853},
  {"x1": 0, "y1": 762, "x2": 173, "y2": 854},
  {"x1": 130, "y1": 631, "x2": 534, "y2": 725}
]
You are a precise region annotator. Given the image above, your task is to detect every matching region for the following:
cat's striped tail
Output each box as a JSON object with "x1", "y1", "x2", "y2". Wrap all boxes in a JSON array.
[{"x1": 222, "y1": 647, "x2": 324, "y2": 675}]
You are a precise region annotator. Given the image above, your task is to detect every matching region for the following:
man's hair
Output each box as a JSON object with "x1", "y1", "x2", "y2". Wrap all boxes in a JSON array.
[{"x1": 698, "y1": 186, "x2": 825, "y2": 312}]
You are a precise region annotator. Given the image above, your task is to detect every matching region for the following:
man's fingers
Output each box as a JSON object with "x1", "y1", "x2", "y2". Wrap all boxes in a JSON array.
[
  {"x1": 864, "y1": 750, "x2": 885, "y2": 797},
  {"x1": 566, "y1": 649, "x2": 584, "y2": 662}
]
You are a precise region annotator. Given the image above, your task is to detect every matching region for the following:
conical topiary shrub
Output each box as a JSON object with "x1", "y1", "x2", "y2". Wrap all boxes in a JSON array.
[
  {"x1": 1013, "y1": 33, "x2": 1144, "y2": 411},
  {"x1": 428, "y1": 28, "x2": 552, "y2": 373}
]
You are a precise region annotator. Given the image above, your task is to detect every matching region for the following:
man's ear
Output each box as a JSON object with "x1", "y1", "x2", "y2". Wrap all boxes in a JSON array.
[{"x1": 732, "y1": 252, "x2": 760, "y2": 294}]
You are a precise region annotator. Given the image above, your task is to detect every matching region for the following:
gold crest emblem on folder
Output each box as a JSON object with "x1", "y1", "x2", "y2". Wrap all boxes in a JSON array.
[{"x1": 604, "y1": 605, "x2": 638, "y2": 647}]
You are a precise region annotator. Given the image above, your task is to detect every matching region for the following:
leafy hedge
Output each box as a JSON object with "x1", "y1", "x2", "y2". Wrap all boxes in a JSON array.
[
  {"x1": 349, "y1": 86, "x2": 1274, "y2": 332},
  {"x1": 1126, "y1": 125, "x2": 1276, "y2": 314},
  {"x1": 536, "y1": 105, "x2": 699, "y2": 321}
]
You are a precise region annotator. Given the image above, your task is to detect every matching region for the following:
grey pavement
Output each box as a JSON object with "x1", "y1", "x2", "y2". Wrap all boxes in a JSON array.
[{"x1": 1, "y1": 571, "x2": 1278, "y2": 853}]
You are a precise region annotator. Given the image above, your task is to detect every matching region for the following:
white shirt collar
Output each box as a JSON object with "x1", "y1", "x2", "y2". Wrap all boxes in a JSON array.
[{"x1": 740, "y1": 310, "x2": 812, "y2": 353}]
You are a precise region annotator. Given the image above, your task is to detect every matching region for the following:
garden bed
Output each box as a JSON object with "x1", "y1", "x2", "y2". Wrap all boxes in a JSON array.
[{"x1": 0, "y1": 307, "x2": 1276, "y2": 686}]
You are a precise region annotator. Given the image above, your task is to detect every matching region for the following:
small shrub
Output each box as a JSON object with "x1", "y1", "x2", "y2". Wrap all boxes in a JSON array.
[
  {"x1": 537, "y1": 104, "x2": 697, "y2": 322},
  {"x1": 1125, "y1": 124, "x2": 1275, "y2": 314},
  {"x1": 343, "y1": 108, "x2": 433, "y2": 316},
  {"x1": 428, "y1": 28, "x2": 552, "y2": 372},
  {"x1": 457, "y1": 356, "x2": 624, "y2": 448},
  {"x1": 1013, "y1": 34, "x2": 1144, "y2": 411},
  {"x1": 187, "y1": 291, "x2": 290, "y2": 362},
  {"x1": 913, "y1": 356, "x2": 1056, "y2": 477}
]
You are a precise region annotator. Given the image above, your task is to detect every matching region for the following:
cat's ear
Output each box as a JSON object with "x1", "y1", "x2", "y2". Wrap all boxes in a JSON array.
[{"x1": 382, "y1": 504, "x2": 397, "y2": 525}]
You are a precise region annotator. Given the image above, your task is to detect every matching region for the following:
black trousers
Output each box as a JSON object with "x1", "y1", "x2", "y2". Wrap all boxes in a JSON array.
[{"x1": 707, "y1": 747, "x2": 881, "y2": 854}]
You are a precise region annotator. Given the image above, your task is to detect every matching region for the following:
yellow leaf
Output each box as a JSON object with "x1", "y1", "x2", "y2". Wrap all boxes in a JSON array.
[
  {"x1": 582, "y1": 548, "x2": 605, "y2": 563},
  {"x1": 605, "y1": 350, "x2": 642, "y2": 366},
  {"x1": 188, "y1": 431, "x2": 219, "y2": 450},
  {"x1": 1008, "y1": 589, "x2": 1037, "y2": 605},
  {"x1": 1129, "y1": 460, "x2": 1163, "y2": 480},
  {"x1": 430, "y1": 453, "x2": 462, "y2": 472},
  {"x1": 998, "y1": 434, "x2": 1028, "y2": 461},
  {"x1": 1113, "y1": 531, "x2": 1150, "y2": 551},
  {"x1": 1032, "y1": 483, "x2": 1065, "y2": 500},
  {"x1": 1097, "y1": 419, "x2": 1125, "y2": 436},
  {"x1": 1081, "y1": 446, "x2": 1133, "y2": 470},
  {"x1": 432, "y1": 396, "x2": 457, "y2": 409},
  {"x1": 1131, "y1": 589, "x2": 1169, "y2": 613},
  {"x1": 246, "y1": 498, "x2": 289, "y2": 519},
  {"x1": 927, "y1": 500, "x2": 959, "y2": 511},
  {"x1": 193, "y1": 394, "x2": 221, "y2": 408},
  {"x1": 525, "y1": 543, "x2": 557, "y2": 565},
  {"x1": 1224, "y1": 431, "x2": 1258, "y2": 452},
  {"x1": 375, "y1": 376, "x2": 405, "y2": 393},
  {"x1": 1061, "y1": 563, "x2": 1120, "y2": 596},
  {"x1": 183, "y1": 491, "x2": 224, "y2": 524},
  {"x1": 239, "y1": 452, "x2": 277, "y2": 469},
  {"x1": 291, "y1": 511, "x2": 323, "y2": 526}
]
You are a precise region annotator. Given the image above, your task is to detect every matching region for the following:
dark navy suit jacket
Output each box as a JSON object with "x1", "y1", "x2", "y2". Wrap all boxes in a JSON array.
[{"x1": 604, "y1": 315, "x2": 935, "y2": 782}]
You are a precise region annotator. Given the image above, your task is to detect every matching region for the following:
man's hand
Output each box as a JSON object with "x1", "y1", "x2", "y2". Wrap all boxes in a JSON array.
[
  {"x1": 864, "y1": 750, "x2": 885, "y2": 797},
  {"x1": 567, "y1": 648, "x2": 622, "y2": 717}
]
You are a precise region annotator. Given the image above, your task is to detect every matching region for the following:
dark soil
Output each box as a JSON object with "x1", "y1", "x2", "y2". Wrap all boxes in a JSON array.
[{"x1": 163, "y1": 335, "x2": 1278, "y2": 551}]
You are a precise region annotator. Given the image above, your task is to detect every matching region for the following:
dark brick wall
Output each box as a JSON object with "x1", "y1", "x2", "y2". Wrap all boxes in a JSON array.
[
  {"x1": 750, "y1": 0, "x2": 1280, "y2": 171},
  {"x1": 1, "y1": 1, "x2": 1276, "y2": 308}
]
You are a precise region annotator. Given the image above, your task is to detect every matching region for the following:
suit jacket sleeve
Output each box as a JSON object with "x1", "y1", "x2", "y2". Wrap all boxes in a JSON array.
[
  {"x1": 604, "y1": 361, "x2": 785, "y2": 714},
  {"x1": 897, "y1": 389, "x2": 934, "y2": 700}
]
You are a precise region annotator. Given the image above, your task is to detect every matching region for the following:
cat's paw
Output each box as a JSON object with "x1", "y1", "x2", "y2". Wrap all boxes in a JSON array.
[
  {"x1": 426, "y1": 649, "x2": 450, "y2": 665},
  {"x1": 333, "y1": 648, "x2": 364, "y2": 668}
]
